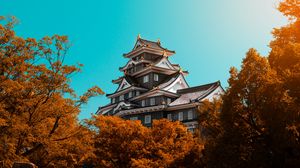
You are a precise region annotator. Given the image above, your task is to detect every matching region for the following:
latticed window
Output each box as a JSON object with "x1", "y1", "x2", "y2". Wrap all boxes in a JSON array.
[
  {"x1": 141, "y1": 100, "x2": 145, "y2": 107},
  {"x1": 143, "y1": 75, "x2": 149, "y2": 83},
  {"x1": 167, "y1": 98, "x2": 171, "y2": 104},
  {"x1": 167, "y1": 113, "x2": 172, "y2": 120},
  {"x1": 145, "y1": 115, "x2": 151, "y2": 124},
  {"x1": 120, "y1": 95, "x2": 124, "y2": 101},
  {"x1": 188, "y1": 110, "x2": 194, "y2": 120},
  {"x1": 150, "y1": 98, "x2": 155, "y2": 106},
  {"x1": 128, "y1": 91, "x2": 132, "y2": 98},
  {"x1": 130, "y1": 116, "x2": 138, "y2": 120},
  {"x1": 154, "y1": 74, "x2": 159, "y2": 81},
  {"x1": 178, "y1": 112, "x2": 183, "y2": 121}
]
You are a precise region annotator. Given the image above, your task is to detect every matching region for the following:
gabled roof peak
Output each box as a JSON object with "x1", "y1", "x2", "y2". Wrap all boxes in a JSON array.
[
  {"x1": 123, "y1": 36, "x2": 175, "y2": 58},
  {"x1": 136, "y1": 37, "x2": 163, "y2": 49}
]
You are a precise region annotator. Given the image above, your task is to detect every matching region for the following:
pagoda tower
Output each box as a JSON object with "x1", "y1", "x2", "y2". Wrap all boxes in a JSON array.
[{"x1": 97, "y1": 35, "x2": 224, "y2": 131}]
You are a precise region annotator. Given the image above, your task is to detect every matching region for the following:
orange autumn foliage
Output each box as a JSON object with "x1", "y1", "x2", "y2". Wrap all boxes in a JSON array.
[
  {"x1": 87, "y1": 116, "x2": 204, "y2": 168},
  {"x1": 0, "y1": 17, "x2": 104, "y2": 167},
  {"x1": 2, "y1": 0, "x2": 300, "y2": 167},
  {"x1": 199, "y1": 0, "x2": 300, "y2": 167}
]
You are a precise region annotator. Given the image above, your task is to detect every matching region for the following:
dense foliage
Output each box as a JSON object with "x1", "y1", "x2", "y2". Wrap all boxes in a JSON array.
[
  {"x1": 199, "y1": 1, "x2": 300, "y2": 167},
  {"x1": 0, "y1": 17, "x2": 104, "y2": 167},
  {"x1": 87, "y1": 116, "x2": 203, "y2": 168},
  {"x1": 1, "y1": 0, "x2": 300, "y2": 167},
  {"x1": 0, "y1": 16, "x2": 203, "y2": 168}
]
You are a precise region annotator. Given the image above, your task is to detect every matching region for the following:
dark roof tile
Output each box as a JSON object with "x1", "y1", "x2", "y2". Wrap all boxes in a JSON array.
[{"x1": 177, "y1": 81, "x2": 220, "y2": 94}]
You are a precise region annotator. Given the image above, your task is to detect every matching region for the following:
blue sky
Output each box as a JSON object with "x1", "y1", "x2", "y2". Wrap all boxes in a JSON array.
[{"x1": 1, "y1": 0, "x2": 287, "y2": 119}]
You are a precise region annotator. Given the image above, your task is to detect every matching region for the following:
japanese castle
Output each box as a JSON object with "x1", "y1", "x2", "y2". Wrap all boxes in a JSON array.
[{"x1": 97, "y1": 35, "x2": 224, "y2": 131}]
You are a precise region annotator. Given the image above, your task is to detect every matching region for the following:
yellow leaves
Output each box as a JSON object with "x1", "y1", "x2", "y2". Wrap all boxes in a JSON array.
[
  {"x1": 25, "y1": 37, "x2": 36, "y2": 44},
  {"x1": 88, "y1": 116, "x2": 202, "y2": 167},
  {"x1": 61, "y1": 64, "x2": 79, "y2": 75},
  {"x1": 41, "y1": 36, "x2": 52, "y2": 45},
  {"x1": 0, "y1": 16, "x2": 104, "y2": 167},
  {"x1": 0, "y1": 118, "x2": 7, "y2": 126},
  {"x1": 53, "y1": 34, "x2": 68, "y2": 43},
  {"x1": 286, "y1": 124, "x2": 300, "y2": 137},
  {"x1": 204, "y1": 2, "x2": 300, "y2": 165},
  {"x1": 78, "y1": 86, "x2": 104, "y2": 105},
  {"x1": 131, "y1": 158, "x2": 160, "y2": 168},
  {"x1": 0, "y1": 79, "x2": 24, "y2": 94},
  {"x1": 278, "y1": 0, "x2": 300, "y2": 20}
]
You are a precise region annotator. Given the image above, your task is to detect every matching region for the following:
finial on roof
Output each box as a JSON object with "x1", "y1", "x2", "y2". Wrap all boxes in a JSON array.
[
  {"x1": 157, "y1": 38, "x2": 161, "y2": 45},
  {"x1": 137, "y1": 34, "x2": 141, "y2": 39},
  {"x1": 162, "y1": 50, "x2": 167, "y2": 57}
]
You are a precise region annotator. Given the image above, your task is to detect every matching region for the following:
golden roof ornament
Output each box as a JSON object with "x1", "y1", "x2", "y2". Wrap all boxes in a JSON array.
[
  {"x1": 162, "y1": 50, "x2": 167, "y2": 57},
  {"x1": 137, "y1": 34, "x2": 141, "y2": 40},
  {"x1": 157, "y1": 38, "x2": 161, "y2": 45}
]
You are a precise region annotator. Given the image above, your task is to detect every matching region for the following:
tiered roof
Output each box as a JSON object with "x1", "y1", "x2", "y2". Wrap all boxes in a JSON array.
[
  {"x1": 169, "y1": 81, "x2": 221, "y2": 107},
  {"x1": 97, "y1": 35, "x2": 224, "y2": 117},
  {"x1": 115, "y1": 81, "x2": 223, "y2": 117}
]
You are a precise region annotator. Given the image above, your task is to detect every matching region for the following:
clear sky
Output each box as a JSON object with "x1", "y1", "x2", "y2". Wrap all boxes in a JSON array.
[{"x1": 1, "y1": 0, "x2": 287, "y2": 119}]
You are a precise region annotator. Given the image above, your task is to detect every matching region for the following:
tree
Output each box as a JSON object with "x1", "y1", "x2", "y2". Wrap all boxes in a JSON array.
[
  {"x1": 269, "y1": 0, "x2": 300, "y2": 104},
  {"x1": 199, "y1": 1, "x2": 300, "y2": 167},
  {"x1": 0, "y1": 16, "x2": 104, "y2": 167},
  {"x1": 202, "y1": 48, "x2": 300, "y2": 167},
  {"x1": 88, "y1": 115, "x2": 203, "y2": 168},
  {"x1": 197, "y1": 100, "x2": 223, "y2": 141}
]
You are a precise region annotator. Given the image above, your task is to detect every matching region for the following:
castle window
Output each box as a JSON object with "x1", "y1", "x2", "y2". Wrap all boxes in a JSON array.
[
  {"x1": 154, "y1": 74, "x2": 159, "y2": 81},
  {"x1": 178, "y1": 112, "x2": 183, "y2": 121},
  {"x1": 128, "y1": 91, "x2": 132, "y2": 98},
  {"x1": 145, "y1": 115, "x2": 151, "y2": 124},
  {"x1": 150, "y1": 98, "x2": 155, "y2": 106},
  {"x1": 167, "y1": 114, "x2": 172, "y2": 120},
  {"x1": 120, "y1": 95, "x2": 124, "y2": 101},
  {"x1": 141, "y1": 100, "x2": 145, "y2": 107},
  {"x1": 136, "y1": 91, "x2": 140, "y2": 96},
  {"x1": 188, "y1": 110, "x2": 193, "y2": 120},
  {"x1": 187, "y1": 125, "x2": 196, "y2": 133},
  {"x1": 167, "y1": 98, "x2": 171, "y2": 104},
  {"x1": 143, "y1": 75, "x2": 149, "y2": 83},
  {"x1": 130, "y1": 116, "x2": 138, "y2": 120}
]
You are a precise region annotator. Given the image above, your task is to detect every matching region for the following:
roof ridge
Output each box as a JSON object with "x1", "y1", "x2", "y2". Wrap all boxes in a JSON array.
[
  {"x1": 106, "y1": 85, "x2": 148, "y2": 97},
  {"x1": 177, "y1": 81, "x2": 220, "y2": 94},
  {"x1": 195, "y1": 83, "x2": 219, "y2": 101},
  {"x1": 139, "y1": 38, "x2": 160, "y2": 44},
  {"x1": 137, "y1": 38, "x2": 173, "y2": 52},
  {"x1": 157, "y1": 72, "x2": 181, "y2": 89}
]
